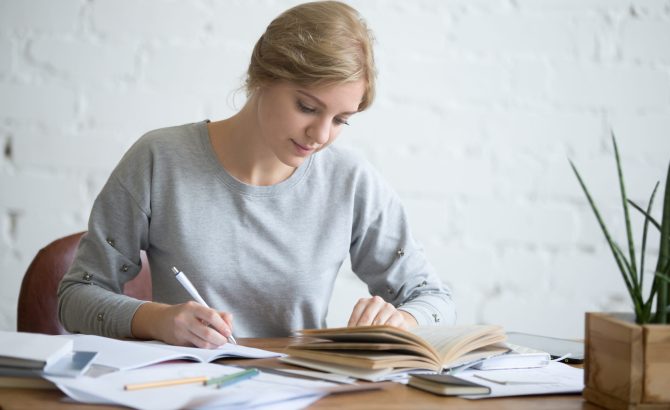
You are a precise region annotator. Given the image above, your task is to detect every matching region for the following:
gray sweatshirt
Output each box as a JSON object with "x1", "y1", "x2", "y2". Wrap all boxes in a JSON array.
[{"x1": 57, "y1": 121, "x2": 456, "y2": 338}]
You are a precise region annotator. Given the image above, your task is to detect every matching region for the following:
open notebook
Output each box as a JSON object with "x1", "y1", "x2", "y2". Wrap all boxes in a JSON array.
[{"x1": 62, "y1": 334, "x2": 283, "y2": 371}]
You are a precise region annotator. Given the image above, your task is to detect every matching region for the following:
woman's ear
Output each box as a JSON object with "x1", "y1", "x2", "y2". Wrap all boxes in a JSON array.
[
  {"x1": 243, "y1": 87, "x2": 262, "y2": 110},
  {"x1": 250, "y1": 83, "x2": 266, "y2": 98}
]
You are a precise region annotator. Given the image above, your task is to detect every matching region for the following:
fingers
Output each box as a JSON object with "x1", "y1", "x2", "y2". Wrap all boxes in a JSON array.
[
  {"x1": 384, "y1": 311, "x2": 407, "y2": 328},
  {"x1": 347, "y1": 297, "x2": 370, "y2": 327},
  {"x1": 221, "y1": 312, "x2": 234, "y2": 331},
  {"x1": 188, "y1": 324, "x2": 227, "y2": 349},
  {"x1": 348, "y1": 296, "x2": 405, "y2": 328},
  {"x1": 348, "y1": 296, "x2": 382, "y2": 326},
  {"x1": 193, "y1": 304, "x2": 233, "y2": 336},
  {"x1": 168, "y1": 302, "x2": 234, "y2": 348}
]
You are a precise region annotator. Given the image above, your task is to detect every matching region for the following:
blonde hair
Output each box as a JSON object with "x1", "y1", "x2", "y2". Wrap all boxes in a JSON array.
[{"x1": 246, "y1": 1, "x2": 376, "y2": 111}]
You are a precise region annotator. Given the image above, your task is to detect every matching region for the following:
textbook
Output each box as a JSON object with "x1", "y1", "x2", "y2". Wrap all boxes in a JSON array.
[
  {"x1": 287, "y1": 325, "x2": 508, "y2": 375},
  {"x1": 408, "y1": 373, "x2": 491, "y2": 396},
  {"x1": 280, "y1": 356, "x2": 409, "y2": 382}
]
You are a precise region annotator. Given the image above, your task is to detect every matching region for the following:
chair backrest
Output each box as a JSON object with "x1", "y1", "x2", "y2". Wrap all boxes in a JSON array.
[{"x1": 17, "y1": 232, "x2": 152, "y2": 334}]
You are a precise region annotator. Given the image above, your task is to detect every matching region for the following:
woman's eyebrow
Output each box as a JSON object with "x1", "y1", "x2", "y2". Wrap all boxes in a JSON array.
[{"x1": 296, "y1": 90, "x2": 358, "y2": 115}]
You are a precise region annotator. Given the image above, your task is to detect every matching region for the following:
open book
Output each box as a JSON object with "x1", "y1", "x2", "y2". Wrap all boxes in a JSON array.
[{"x1": 286, "y1": 324, "x2": 508, "y2": 377}]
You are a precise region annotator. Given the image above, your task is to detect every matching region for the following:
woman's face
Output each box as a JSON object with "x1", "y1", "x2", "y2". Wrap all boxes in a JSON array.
[{"x1": 255, "y1": 80, "x2": 365, "y2": 168}]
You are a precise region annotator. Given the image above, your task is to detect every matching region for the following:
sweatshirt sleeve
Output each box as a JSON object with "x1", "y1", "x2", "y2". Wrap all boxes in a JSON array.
[
  {"x1": 348, "y1": 166, "x2": 456, "y2": 327},
  {"x1": 57, "y1": 139, "x2": 152, "y2": 338}
]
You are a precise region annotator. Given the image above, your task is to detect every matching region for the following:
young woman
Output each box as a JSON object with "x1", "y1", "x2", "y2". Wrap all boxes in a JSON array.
[{"x1": 58, "y1": 1, "x2": 455, "y2": 348}]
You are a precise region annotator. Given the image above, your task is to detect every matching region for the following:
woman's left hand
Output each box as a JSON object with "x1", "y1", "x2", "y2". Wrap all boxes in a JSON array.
[{"x1": 347, "y1": 295, "x2": 418, "y2": 329}]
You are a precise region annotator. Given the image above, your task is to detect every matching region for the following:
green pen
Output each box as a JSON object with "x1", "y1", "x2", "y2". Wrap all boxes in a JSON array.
[{"x1": 205, "y1": 368, "x2": 260, "y2": 388}]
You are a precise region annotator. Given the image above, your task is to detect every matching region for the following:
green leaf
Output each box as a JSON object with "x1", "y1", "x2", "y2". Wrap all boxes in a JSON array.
[
  {"x1": 654, "y1": 162, "x2": 670, "y2": 323},
  {"x1": 643, "y1": 294, "x2": 656, "y2": 322},
  {"x1": 612, "y1": 133, "x2": 639, "y2": 287},
  {"x1": 612, "y1": 242, "x2": 644, "y2": 316},
  {"x1": 570, "y1": 160, "x2": 639, "y2": 303},
  {"x1": 628, "y1": 199, "x2": 662, "y2": 231},
  {"x1": 656, "y1": 271, "x2": 670, "y2": 284},
  {"x1": 570, "y1": 157, "x2": 645, "y2": 320},
  {"x1": 639, "y1": 182, "x2": 660, "y2": 291}
]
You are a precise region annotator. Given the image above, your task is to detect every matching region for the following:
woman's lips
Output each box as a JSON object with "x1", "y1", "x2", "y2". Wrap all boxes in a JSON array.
[{"x1": 291, "y1": 139, "x2": 316, "y2": 155}]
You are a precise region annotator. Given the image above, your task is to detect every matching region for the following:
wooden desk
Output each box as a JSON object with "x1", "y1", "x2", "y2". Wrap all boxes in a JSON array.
[{"x1": 0, "y1": 338, "x2": 601, "y2": 410}]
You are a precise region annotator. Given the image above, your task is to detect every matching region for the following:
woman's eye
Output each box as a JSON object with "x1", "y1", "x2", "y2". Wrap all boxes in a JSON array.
[
  {"x1": 297, "y1": 99, "x2": 350, "y2": 126},
  {"x1": 297, "y1": 101, "x2": 316, "y2": 114},
  {"x1": 334, "y1": 117, "x2": 350, "y2": 126}
]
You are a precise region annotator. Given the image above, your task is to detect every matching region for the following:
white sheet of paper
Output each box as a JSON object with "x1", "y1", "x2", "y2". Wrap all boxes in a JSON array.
[
  {"x1": 46, "y1": 362, "x2": 332, "y2": 410},
  {"x1": 474, "y1": 372, "x2": 558, "y2": 384},
  {"x1": 62, "y1": 335, "x2": 282, "y2": 370},
  {"x1": 455, "y1": 361, "x2": 584, "y2": 399},
  {"x1": 203, "y1": 395, "x2": 323, "y2": 410},
  {"x1": 0, "y1": 330, "x2": 73, "y2": 368}
]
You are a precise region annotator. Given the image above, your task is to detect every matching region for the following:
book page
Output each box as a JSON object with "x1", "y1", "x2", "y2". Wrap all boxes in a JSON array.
[
  {"x1": 143, "y1": 341, "x2": 283, "y2": 362},
  {"x1": 299, "y1": 326, "x2": 437, "y2": 360},
  {"x1": 63, "y1": 335, "x2": 201, "y2": 370},
  {"x1": 62, "y1": 335, "x2": 282, "y2": 370},
  {"x1": 290, "y1": 342, "x2": 429, "y2": 358},
  {"x1": 281, "y1": 356, "x2": 409, "y2": 382},
  {"x1": 296, "y1": 325, "x2": 506, "y2": 370},
  {"x1": 411, "y1": 325, "x2": 506, "y2": 365},
  {"x1": 300, "y1": 326, "x2": 426, "y2": 345},
  {"x1": 286, "y1": 348, "x2": 436, "y2": 370}
]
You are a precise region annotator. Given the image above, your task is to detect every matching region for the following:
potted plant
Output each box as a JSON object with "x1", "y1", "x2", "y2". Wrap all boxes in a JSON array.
[{"x1": 570, "y1": 133, "x2": 670, "y2": 409}]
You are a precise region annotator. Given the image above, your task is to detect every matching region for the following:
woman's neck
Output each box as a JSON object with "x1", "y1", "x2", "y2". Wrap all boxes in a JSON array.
[{"x1": 208, "y1": 102, "x2": 295, "y2": 186}]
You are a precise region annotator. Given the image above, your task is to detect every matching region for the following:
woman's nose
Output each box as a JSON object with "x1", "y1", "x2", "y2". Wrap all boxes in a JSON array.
[{"x1": 307, "y1": 119, "x2": 330, "y2": 145}]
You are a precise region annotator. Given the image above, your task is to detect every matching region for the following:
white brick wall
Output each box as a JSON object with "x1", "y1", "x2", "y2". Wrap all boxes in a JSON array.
[{"x1": 1, "y1": 0, "x2": 669, "y2": 339}]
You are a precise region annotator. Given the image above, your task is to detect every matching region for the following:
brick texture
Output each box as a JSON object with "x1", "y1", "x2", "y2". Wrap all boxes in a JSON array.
[{"x1": 1, "y1": 0, "x2": 669, "y2": 338}]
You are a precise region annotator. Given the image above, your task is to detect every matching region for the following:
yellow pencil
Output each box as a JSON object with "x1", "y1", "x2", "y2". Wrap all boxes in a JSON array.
[{"x1": 124, "y1": 376, "x2": 209, "y2": 391}]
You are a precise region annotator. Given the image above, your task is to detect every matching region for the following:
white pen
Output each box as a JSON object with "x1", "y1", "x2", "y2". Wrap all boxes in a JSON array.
[{"x1": 172, "y1": 266, "x2": 237, "y2": 345}]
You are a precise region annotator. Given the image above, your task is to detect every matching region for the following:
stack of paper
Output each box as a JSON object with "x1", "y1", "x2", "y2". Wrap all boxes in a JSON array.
[
  {"x1": 0, "y1": 331, "x2": 344, "y2": 408},
  {"x1": 456, "y1": 361, "x2": 584, "y2": 398},
  {"x1": 46, "y1": 362, "x2": 334, "y2": 410},
  {"x1": 0, "y1": 331, "x2": 96, "y2": 381},
  {"x1": 0, "y1": 331, "x2": 73, "y2": 370}
]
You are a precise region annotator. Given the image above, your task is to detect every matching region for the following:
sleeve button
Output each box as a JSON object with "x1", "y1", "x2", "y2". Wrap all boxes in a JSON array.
[{"x1": 121, "y1": 264, "x2": 129, "y2": 272}]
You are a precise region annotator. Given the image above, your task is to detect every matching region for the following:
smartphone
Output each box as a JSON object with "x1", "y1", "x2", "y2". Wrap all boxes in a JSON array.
[{"x1": 506, "y1": 332, "x2": 584, "y2": 364}]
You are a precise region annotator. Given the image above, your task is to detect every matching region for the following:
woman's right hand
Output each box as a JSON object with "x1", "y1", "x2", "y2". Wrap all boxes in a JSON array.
[{"x1": 131, "y1": 301, "x2": 234, "y2": 348}]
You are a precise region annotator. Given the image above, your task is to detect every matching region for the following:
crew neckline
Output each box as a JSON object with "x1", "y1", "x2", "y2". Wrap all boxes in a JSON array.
[{"x1": 196, "y1": 120, "x2": 313, "y2": 197}]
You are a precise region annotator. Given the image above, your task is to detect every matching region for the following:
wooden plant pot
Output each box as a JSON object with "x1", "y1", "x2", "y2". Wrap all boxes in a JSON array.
[{"x1": 584, "y1": 312, "x2": 670, "y2": 410}]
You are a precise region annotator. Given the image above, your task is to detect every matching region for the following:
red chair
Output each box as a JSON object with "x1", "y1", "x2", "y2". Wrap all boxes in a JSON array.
[{"x1": 17, "y1": 232, "x2": 152, "y2": 334}]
